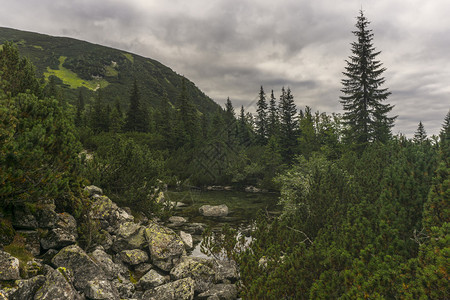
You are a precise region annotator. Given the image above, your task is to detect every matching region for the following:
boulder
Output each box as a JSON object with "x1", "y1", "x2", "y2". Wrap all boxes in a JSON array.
[
  {"x1": 83, "y1": 185, "x2": 103, "y2": 197},
  {"x1": 199, "y1": 205, "x2": 229, "y2": 217},
  {"x1": 17, "y1": 230, "x2": 40, "y2": 256},
  {"x1": 244, "y1": 186, "x2": 264, "y2": 193},
  {"x1": 40, "y1": 228, "x2": 76, "y2": 250},
  {"x1": 24, "y1": 259, "x2": 45, "y2": 278},
  {"x1": 112, "y1": 276, "x2": 135, "y2": 299},
  {"x1": 179, "y1": 231, "x2": 193, "y2": 250},
  {"x1": 56, "y1": 213, "x2": 78, "y2": 239},
  {"x1": 40, "y1": 249, "x2": 58, "y2": 265},
  {"x1": 213, "y1": 259, "x2": 239, "y2": 283},
  {"x1": 12, "y1": 208, "x2": 37, "y2": 230},
  {"x1": 183, "y1": 223, "x2": 206, "y2": 235},
  {"x1": 119, "y1": 249, "x2": 149, "y2": 265},
  {"x1": 197, "y1": 284, "x2": 238, "y2": 300},
  {"x1": 144, "y1": 223, "x2": 185, "y2": 271},
  {"x1": 89, "y1": 195, "x2": 134, "y2": 233},
  {"x1": 141, "y1": 277, "x2": 195, "y2": 300},
  {"x1": 8, "y1": 275, "x2": 45, "y2": 300},
  {"x1": 111, "y1": 222, "x2": 146, "y2": 252},
  {"x1": 34, "y1": 267, "x2": 81, "y2": 300},
  {"x1": 133, "y1": 263, "x2": 153, "y2": 279},
  {"x1": 170, "y1": 256, "x2": 215, "y2": 293},
  {"x1": 51, "y1": 245, "x2": 114, "y2": 294},
  {"x1": 84, "y1": 279, "x2": 120, "y2": 300},
  {"x1": 0, "y1": 250, "x2": 20, "y2": 280},
  {"x1": 90, "y1": 249, "x2": 128, "y2": 280},
  {"x1": 35, "y1": 204, "x2": 58, "y2": 228},
  {"x1": 167, "y1": 216, "x2": 187, "y2": 227},
  {"x1": 137, "y1": 269, "x2": 169, "y2": 290}
]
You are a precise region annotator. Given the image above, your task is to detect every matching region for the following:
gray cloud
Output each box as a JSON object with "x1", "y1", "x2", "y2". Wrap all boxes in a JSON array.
[{"x1": 0, "y1": 0, "x2": 448, "y2": 136}]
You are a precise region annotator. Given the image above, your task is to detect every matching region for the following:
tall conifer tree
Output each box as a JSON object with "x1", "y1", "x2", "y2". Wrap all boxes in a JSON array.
[
  {"x1": 125, "y1": 80, "x2": 149, "y2": 132},
  {"x1": 267, "y1": 89, "x2": 278, "y2": 138},
  {"x1": 340, "y1": 10, "x2": 396, "y2": 147},
  {"x1": 279, "y1": 87, "x2": 298, "y2": 163},
  {"x1": 255, "y1": 86, "x2": 268, "y2": 144}
]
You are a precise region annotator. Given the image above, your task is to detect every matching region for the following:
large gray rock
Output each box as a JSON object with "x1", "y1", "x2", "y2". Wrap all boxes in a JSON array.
[
  {"x1": 40, "y1": 228, "x2": 76, "y2": 250},
  {"x1": 111, "y1": 222, "x2": 146, "y2": 252},
  {"x1": 35, "y1": 204, "x2": 58, "y2": 229},
  {"x1": 8, "y1": 275, "x2": 45, "y2": 300},
  {"x1": 56, "y1": 213, "x2": 78, "y2": 239},
  {"x1": 137, "y1": 269, "x2": 169, "y2": 290},
  {"x1": 197, "y1": 284, "x2": 238, "y2": 300},
  {"x1": 90, "y1": 249, "x2": 128, "y2": 280},
  {"x1": 51, "y1": 245, "x2": 115, "y2": 295},
  {"x1": 141, "y1": 277, "x2": 195, "y2": 300},
  {"x1": 0, "y1": 250, "x2": 20, "y2": 280},
  {"x1": 144, "y1": 223, "x2": 185, "y2": 271},
  {"x1": 170, "y1": 256, "x2": 215, "y2": 293},
  {"x1": 112, "y1": 276, "x2": 135, "y2": 299},
  {"x1": 84, "y1": 279, "x2": 120, "y2": 300},
  {"x1": 34, "y1": 267, "x2": 81, "y2": 300},
  {"x1": 167, "y1": 216, "x2": 187, "y2": 227},
  {"x1": 213, "y1": 259, "x2": 239, "y2": 283},
  {"x1": 199, "y1": 205, "x2": 228, "y2": 217},
  {"x1": 89, "y1": 195, "x2": 134, "y2": 234},
  {"x1": 12, "y1": 208, "x2": 38, "y2": 229},
  {"x1": 179, "y1": 231, "x2": 193, "y2": 250},
  {"x1": 133, "y1": 263, "x2": 153, "y2": 279},
  {"x1": 119, "y1": 249, "x2": 148, "y2": 265},
  {"x1": 84, "y1": 185, "x2": 103, "y2": 197}
]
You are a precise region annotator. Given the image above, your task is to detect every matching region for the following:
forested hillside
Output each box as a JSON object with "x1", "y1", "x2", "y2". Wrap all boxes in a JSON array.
[{"x1": 0, "y1": 27, "x2": 219, "y2": 114}]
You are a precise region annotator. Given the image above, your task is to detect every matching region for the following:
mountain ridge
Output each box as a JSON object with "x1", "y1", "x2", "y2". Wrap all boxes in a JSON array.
[{"x1": 0, "y1": 26, "x2": 220, "y2": 114}]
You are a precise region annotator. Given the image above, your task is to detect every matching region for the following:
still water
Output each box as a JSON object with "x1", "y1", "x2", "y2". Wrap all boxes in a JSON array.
[{"x1": 164, "y1": 190, "x2": 281, "y2": 257}]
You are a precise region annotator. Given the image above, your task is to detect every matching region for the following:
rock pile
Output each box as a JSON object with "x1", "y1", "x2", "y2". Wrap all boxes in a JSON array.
[{"x1": 0, "y1": 186, "x2": 239, "y2": 300}]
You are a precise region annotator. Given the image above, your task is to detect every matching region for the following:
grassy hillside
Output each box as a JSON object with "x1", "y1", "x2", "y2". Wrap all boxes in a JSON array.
[{"x1": 0, "y1": 27, "x2": 220, "y2": 114}]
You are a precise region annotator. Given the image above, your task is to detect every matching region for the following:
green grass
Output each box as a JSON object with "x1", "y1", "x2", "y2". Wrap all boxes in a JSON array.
[
  {"x1": 123, "y1": 52, "x2": 134, "y2": 63},
  {"x1": 3, "y1": 234, "x2": 34, "y2": 264},
  {"x1": 44, "y1": 56, "x2": 109, "y2": 90},
  {"x1": 105, "y1": 63, "x2": 118, "y2": 77},
  {"x1": 32, "y1": 45, "x2": 43, "y2": 50}
]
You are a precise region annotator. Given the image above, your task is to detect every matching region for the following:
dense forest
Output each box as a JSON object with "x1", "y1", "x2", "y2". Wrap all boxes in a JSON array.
[{"x1": 0, "y1": 11, "x2": 448, "y2": 299}]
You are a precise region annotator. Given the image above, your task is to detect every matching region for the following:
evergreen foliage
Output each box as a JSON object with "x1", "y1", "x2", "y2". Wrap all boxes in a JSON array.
[
  {"x1": 278, "y1": 87, "x2": 298, "y2": 163},
  {"x1": 125, "y1": 80, "x2": 149, "y2": 132},
  {"x1": 340, "y1": 11, "x2": 396, "y2": 148},
  {"x1": 255, "y1": 86, "x2": 268, "y2": 145}
]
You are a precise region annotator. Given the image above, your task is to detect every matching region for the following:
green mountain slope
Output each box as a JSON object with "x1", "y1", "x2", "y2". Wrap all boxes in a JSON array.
[{"x1": 0, "y1": 27, "x2": 219, "y2": 114}]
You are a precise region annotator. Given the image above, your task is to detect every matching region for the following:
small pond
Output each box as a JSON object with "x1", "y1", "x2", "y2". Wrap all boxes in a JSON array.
[{"x1": 164, "y1": 190, "x2": 281, "y2": 257}]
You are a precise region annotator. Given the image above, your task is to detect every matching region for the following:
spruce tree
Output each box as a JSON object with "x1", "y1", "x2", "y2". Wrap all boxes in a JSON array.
[
  {"x1": 224, "y1": 97, "x2": 237, "y2": 142},
  {"x1": 178, "y1": 78, "x2": 199, "y2": 144},
  {"x1": 340, "y1": 10, "x2": 396, "y2": 147},
  {"x1": 125, "y1": 80, "x2": 149, "y2": 132},
  {"x1": 75, "y1": 90, "x2": 85, "y2": 127},
  {"x1": 267, "y1": 89, "x2": 279, "y2": 138},
  {"x1": 413, "y1": 121, "x2": 427, "y2": 143},
  {"x1": 238, "y1": 105, "x2": 251, "y2": 144},
  {"x1": 255, "y1": 86, "x2": 268, "y2": 144},
  {"x1": 279, "y1": 87, "x2": 298, "y2": 163}
]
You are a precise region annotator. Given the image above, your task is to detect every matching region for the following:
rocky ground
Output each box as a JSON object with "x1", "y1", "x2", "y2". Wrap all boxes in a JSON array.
[{"x1": 0, "y1": 186, "x2": 239, "y2": 300}]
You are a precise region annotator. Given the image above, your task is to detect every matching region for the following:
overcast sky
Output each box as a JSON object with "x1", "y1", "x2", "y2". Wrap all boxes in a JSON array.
[{"x1": 1, "y1": 0, "x2": 448, "y2": 136}]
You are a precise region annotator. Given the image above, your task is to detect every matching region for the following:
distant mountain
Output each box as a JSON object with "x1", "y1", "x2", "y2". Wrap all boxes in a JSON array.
[{"x1": 0, "y1": 27, "x2": 220, "y2": 114}]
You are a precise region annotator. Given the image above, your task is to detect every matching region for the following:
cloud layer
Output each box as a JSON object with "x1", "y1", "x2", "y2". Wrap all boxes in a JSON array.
[{"x1": 1, "y1": 0, "x2": 448, "y2": 136}]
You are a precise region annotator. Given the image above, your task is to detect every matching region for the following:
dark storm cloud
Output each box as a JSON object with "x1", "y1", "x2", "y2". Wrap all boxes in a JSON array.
[{"x1": 0, "y1": 0, "x2": 448, "y2": 136}]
